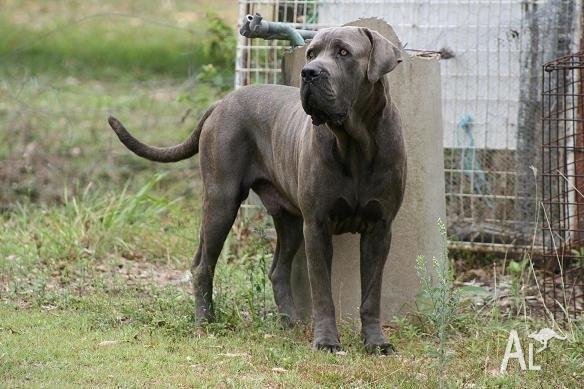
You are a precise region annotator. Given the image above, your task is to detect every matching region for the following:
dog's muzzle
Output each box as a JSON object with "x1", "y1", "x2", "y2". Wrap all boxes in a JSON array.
[{"x1": 300, "y1": 83, "x2": 348, "y2": 127}]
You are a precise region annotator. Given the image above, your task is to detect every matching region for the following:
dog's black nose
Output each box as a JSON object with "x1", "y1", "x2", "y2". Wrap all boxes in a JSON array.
[{"x1": 301, "y1": 66, "x2": 322, "y2": 83}]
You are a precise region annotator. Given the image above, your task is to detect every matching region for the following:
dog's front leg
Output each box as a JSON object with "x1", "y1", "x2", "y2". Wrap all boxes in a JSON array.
[
  {"x1": 360, "y1": 226, "x2": 395, "y2": 354},
  {"x1": 303, "y1": 220, "x2": 340, "y2": 351}
]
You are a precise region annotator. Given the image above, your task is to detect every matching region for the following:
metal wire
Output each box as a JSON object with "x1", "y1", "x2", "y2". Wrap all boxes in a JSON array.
[{"x1": 541, "y1": 52, "x2": 584, "y2": 320}]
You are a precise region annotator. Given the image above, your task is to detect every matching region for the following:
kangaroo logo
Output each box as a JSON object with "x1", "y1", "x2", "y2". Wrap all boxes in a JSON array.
[
  {"x1": 500, "y1": 328, "x2": 568, "y2": 373},
  {"x1": 528, "y1": 328, "x2": 567, "y2": 353}
]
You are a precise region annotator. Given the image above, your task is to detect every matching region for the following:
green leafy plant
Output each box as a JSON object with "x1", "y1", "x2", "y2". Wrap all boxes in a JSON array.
[
  {"x1": 195, "y1": 64, "x2": 226, "y2": 88},
  {"x1": 205, "y1": 13, "x2": 236, "y2": 70},
  {"x1": 506, "y1": 256, "x2": 529, "y2": 315},
  {"x1": 415, "y1": 218, "x2": 460, "y2": 386},
  {"x1": 244, "y1": 223, "x2": 273, "y2": 324}
]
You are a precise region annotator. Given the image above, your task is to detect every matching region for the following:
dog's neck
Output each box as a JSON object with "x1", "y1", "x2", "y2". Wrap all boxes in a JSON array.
[{"x1": 325, "y1": 80, "x2": 389, "y2": 167}]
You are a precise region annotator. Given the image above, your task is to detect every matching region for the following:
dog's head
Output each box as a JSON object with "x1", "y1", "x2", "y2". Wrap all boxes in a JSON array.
[{"x1": 300, "y1": 26, "x2": 402, "y2": 126}]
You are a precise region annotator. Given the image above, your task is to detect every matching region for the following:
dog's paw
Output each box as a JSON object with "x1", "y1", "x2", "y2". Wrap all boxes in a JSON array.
[
  {"x1": 314, "y1": 341, "x2": 342, "y2": 353},
  {"x1": 314, "y1": 343, "x2": 341, "y2": 353},
  {"x1": 364, "y1": 342, "x2": 396, "y2": 355}
]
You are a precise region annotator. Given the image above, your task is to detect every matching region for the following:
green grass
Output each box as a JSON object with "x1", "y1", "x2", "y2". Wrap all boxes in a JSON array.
[
  {"x1": 0, "y1": 17, "x2": 203, "y2": 80},
  {"x1": 1, "y1": 187, "x2": 582, "y2": 387},
  {"x1": 1, "y1": 1, "x2": 583, "y2": 386},
  {"x1": 0, "y1": 1, "x2": 235, "y2": 204},
  {"x1": 0, "y1": 76, "x2": 202, "y2": 202},
  {"x1": 0, "y1": 0, "x2": 236, "y2": 80},
  {"x1": 1, "y1": 275, "x2": 582, "y2": 387},
  {"x1": 0, "y1": 44, "x2": 228, "y2": 205}
]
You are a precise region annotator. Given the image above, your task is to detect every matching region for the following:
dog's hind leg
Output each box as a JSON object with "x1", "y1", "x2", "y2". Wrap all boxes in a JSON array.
[
  {"x1": 269, "y1": 211, "x2": 303, "y2": 326},
  {"x1": 191, "y1": 187, "x2": 244, "y2": 324}
]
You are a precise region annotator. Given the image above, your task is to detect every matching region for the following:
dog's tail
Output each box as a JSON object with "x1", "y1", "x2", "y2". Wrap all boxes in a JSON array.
[{"x1": 107, "y1": 102, "x2": 218, "y2": 163}]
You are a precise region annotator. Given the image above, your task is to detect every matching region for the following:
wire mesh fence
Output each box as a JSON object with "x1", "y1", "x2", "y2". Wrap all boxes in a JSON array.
[
  {"x1": 236, "y1": 0, "x2": 581, "y2": 251},
  {"x1": 541, "y1": 52, "x2": 584, "y2": 320}
]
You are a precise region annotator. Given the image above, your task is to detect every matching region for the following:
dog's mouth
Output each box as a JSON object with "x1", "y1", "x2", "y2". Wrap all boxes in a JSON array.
[{"x1": 300, "y1": 83, "x2": 347, "y2": 126}]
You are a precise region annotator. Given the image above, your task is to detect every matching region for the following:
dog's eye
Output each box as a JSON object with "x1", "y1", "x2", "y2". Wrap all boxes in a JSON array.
[
  {"x1": 339, "y1": 49, "x2": 349, "y2": 57},
  {"x1": 307, "y1": 50, "x2": 315, "y2": 60}
]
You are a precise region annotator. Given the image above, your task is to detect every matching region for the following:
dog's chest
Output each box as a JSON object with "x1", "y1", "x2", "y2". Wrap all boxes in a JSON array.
[{"x1": 329, "y1": 197, "x2": 385, "y2": 234}]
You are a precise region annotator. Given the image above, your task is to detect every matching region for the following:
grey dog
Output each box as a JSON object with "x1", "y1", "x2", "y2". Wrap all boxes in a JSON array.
[{"x1": 108, "y1": 26, "x2": 406, "y2": 354}]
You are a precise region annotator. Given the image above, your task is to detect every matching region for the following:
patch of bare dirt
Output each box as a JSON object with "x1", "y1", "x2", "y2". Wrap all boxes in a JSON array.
[
  {"x1": 454, "y1": 258, "x2": 583, "y2": 319},
  {"x1": 95, "y1": 256, "x2": 192, "y2": 289}
]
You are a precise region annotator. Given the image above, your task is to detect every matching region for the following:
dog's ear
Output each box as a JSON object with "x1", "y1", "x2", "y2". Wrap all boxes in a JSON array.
[{"x1": 363, "y1": 28, "x2": 403, "y2": 82}]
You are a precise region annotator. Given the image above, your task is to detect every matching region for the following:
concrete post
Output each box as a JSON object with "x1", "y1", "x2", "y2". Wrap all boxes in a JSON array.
[{"x1": 283, "y1": 19, "x2": 446, "y2": 322}]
